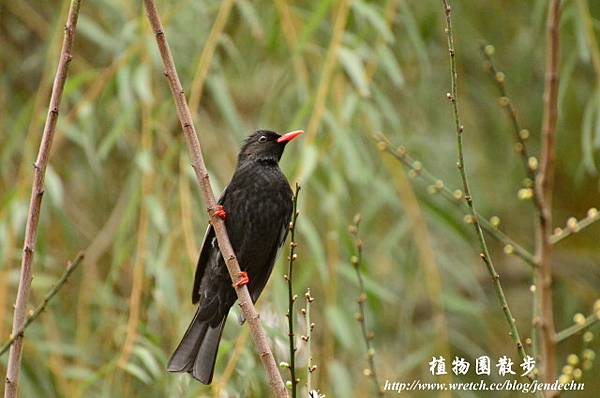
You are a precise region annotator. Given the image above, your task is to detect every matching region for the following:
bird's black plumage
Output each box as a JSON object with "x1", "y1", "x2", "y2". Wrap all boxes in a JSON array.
[{"x1": 167, "y1": 129, "x2": 300, "y2": 384}]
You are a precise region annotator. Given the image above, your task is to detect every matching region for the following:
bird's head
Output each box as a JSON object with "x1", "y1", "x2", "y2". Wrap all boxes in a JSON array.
[{"x1": 237, "y1": 129, "x2": 303, "y2": 164}]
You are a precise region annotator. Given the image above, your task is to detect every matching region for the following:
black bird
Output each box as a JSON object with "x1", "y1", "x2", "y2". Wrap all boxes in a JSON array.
[{"x1": 167, "y1": 129, "x2": 303, "y2": 383}]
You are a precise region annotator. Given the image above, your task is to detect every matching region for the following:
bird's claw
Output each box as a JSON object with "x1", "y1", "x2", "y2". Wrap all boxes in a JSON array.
[
  {"x1": 234, "y1": 271, "x2": 249, "y2": 287},
  {"x1": 213, "y1": 205, "x2": 227, "y2": 220}
]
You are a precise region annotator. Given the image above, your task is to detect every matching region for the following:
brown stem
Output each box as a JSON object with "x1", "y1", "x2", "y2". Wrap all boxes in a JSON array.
[
  {"x1": 536, "y1": 0, "x2": 561, "y2": 388},
  {"x1": 3, "y1": 1, "x2": 82, "y2": 397},
  {"x1": 141, "y1": 1, "x2": 287, "y2": 396}
]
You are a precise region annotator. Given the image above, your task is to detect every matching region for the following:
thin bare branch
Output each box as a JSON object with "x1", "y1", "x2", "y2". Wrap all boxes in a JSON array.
[
  {"x1": 302, "y1": 289, "x2": 316, "y2": 394},
  {"x1": 556, "y1": 311, "x2": 599, "y2": 343},
  {"x1": 284, "y1": 184, "x2": 301, "y2": 397},
  {"x1": 440, "y1": 0, "x2": 528, "y2": 364},
  {"x1": 350, "y1": 215, "x2": 384, "y2": 397},
  {"x1": 479, "y1": 43, "x2": 539, "y2": 195},
  {"x1": 550, "y1": 208, "x2": 599, "y2": 244},
  {"x1": 4, "y1": 1, "x2": 83, "y2": 396},
  {"x1": 0, "y1": 254, "x2": 84, "y2": 357},
  {"x1": 141, "y1": 1, "x2": 287, "y2": 396}
]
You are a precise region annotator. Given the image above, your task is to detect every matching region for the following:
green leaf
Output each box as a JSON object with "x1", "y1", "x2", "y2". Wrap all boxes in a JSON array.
[
  {"x1": 352, "y1": 0, "x2": 394, "y2": 43},
  {"x1": 63, "y1": 366, "x2": 95, "y2": 381},
  {"x1": 236, "y1": 0, "x2": 264, "y2": 41},
  {"x1": 398, "y1": 1, "x2": 431, "y2": 74},
  {"x1": 337, "y1": 264, "x2": 398, "y2": 303},
  {"x1": 338, "y1": 47, "x2": 370, "y2": 97},
  {"x1": 98, "y1": 108, "x2": 134, "y2": 160},
  {"x1": 122, "y1": 362, "x2": 152, "y2": 384},
  {"x1": 328, "y1": 360, "x2": 355, "y2": 397},
  {"x1": 377, "y1": 45, "x2": 405, "y2": 87},
  {"x1": 135, "y1": 149, "x2": 153, "y2": 173},
  {"x1": 145, "y1": 195, "x2": 168, "y2": 234},
  {"x1": 63, "y1": 70, "x2": 97, "y2": 98},
  {"x1": 133, "y1": 345, "x2": 161, "y2": 378},
  {"x1": 325, "y1": 305, "x2": 356, "y2": 348},
  {"x1": 297, "y1": 215, "x2": 327, "y2": 276},
  {"x1": 207, "y1": 73, "x2": 244, "y2": 133},
  {"x1": 133, "y1": 64, "x2": 153, "y2": 104},
  {"x1": 581, "y1": 90, "x2": 598, "y2": 174},
  {"x1": 45, "y1": 165, "x2": 64, "y2": 208},
  {"x1": 296, "y1": 0, "x2": 334, "y2": 53},
  {"x1": 116, "y1": 66, "x2": 134, "y2": 109},
  {"x1": 77, "y1": 15, "x2": 119, "y2": 53},
  {"x1": 297, "y1": 143, "x2": 319, "y2": 182},
  {"x1": 443, "y1": 292, "x2": 482, "y2": 316}
]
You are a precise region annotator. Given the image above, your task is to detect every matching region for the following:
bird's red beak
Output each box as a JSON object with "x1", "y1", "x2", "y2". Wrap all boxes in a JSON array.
[{"x1": 277, "y1": 129, "x2": 303, "y2": 143}]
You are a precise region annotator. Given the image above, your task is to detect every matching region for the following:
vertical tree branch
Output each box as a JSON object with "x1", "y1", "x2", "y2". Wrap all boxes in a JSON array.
[
  {"x1": 141, "y1": 1, "x2": 287, "y2": 396},
  {"x1": 284, "y1": 184, "x2": 301, "y2": 397},
  {"x1": 4, "y1": 1, "x2": 82, "y2": 397},
  {"x1": 440, "y1": 0, "x2": 528, "y2": 363},
  {"x1": 536, "y1": 0, "x2": 561, "y2": 387}
]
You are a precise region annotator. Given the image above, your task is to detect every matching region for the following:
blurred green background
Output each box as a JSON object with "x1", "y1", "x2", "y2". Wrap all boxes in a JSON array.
[{"x1": 1, "y1": 0, "x2": 599, "y2": 396}]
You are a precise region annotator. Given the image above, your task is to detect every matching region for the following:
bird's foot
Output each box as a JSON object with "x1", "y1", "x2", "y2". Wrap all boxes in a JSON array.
[
  {"x1": 234, "y1": 271, "x2": 249, "y2": 287},
  {"x1": 213, "y1": 205, "x2": 227, "y2": 220}
]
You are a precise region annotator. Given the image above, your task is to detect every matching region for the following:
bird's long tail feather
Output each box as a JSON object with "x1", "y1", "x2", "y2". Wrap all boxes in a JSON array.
[{"x1": 167, "y1": 307, "x2": 227, "y2": 384}]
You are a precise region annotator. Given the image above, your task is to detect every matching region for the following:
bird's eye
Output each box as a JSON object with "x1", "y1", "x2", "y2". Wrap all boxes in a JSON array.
[{"x1": 258, "y1": 135, "x2": 267, "y2": 143}]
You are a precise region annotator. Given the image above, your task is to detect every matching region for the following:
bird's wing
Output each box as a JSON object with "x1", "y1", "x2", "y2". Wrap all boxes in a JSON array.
[
  {"x1": 192, "y1": 224, "x2": 216, "y2": 304},
  {"x1": 249, "y1": 204, "x2": 292, "y2": 304},
  {"x1": 237, "y1": 214, "x2": 290, "y2": 325},
  {"x1": 192, "y1": 189, "x2": 228, "y2": 304}
]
